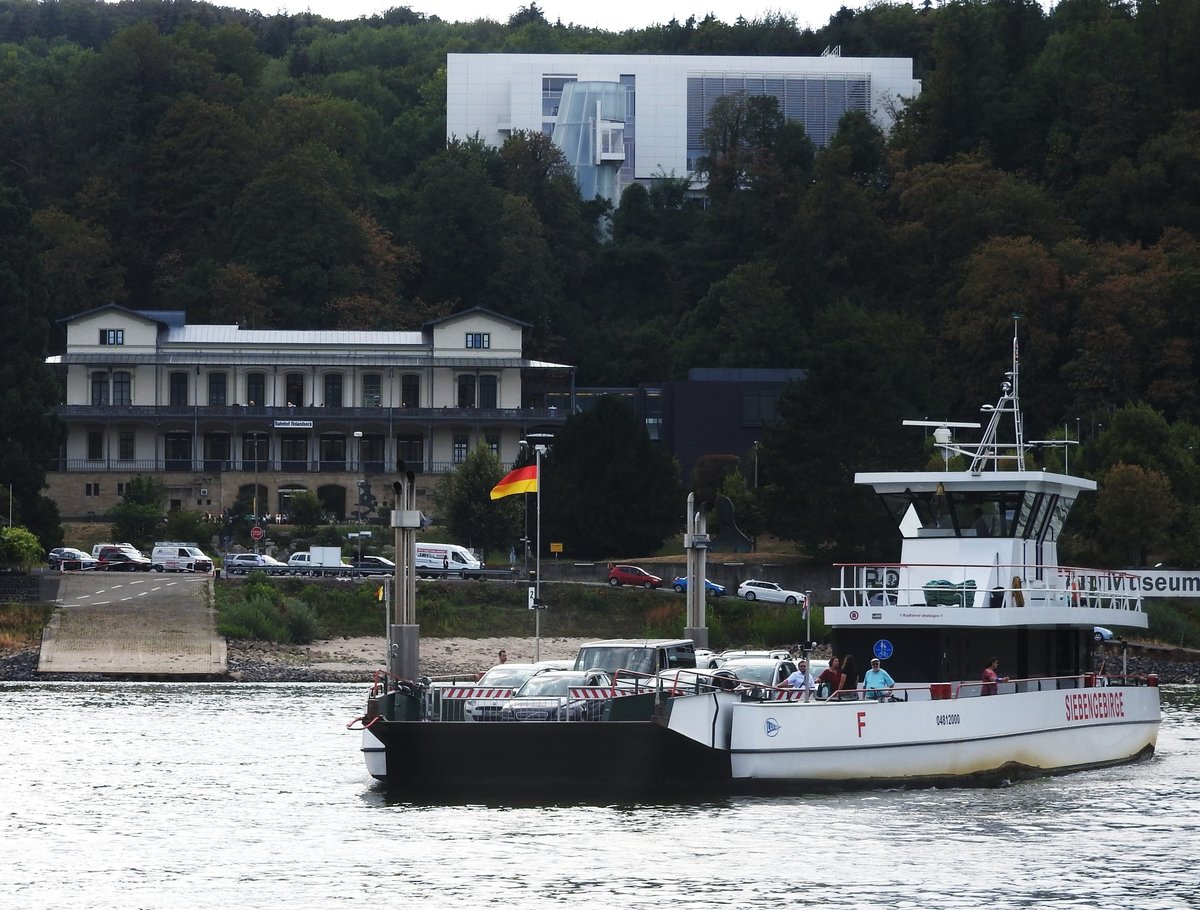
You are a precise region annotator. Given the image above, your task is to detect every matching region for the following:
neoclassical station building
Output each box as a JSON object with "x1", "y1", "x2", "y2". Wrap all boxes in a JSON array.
[{"x1": 45, "y1": 305, "x2": 573, "y2": 521}]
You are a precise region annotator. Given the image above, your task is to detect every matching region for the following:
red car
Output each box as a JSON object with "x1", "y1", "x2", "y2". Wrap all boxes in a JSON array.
[{"x1": 606, "y1": 564, "x2": 663, "y2": 589}]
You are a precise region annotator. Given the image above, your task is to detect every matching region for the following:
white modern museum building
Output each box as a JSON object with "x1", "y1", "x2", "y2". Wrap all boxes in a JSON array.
[{"x1": 446, "y1": 52, "x2": 921, "y2": 204}]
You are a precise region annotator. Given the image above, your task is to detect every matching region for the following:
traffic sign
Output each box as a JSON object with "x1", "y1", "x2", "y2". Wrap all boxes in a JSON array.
[
  {"x1": 250, "y1": 526, "x2": 264, "y2": 540},
  {"x1": 873, "y1": 639, "x2": 894, "y2": 660}
]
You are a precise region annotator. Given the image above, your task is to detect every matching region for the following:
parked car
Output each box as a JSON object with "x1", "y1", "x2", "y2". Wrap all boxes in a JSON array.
[
  {"x1": 497, "y1": 669, "x2": 613, "y2": 722},
  {"x1": 91, "y1": 542, "x2": 137, "y2": 559},
  {"x1": 671, "y1": 576, "x2": 727, "y2": 596},
  {"x1": 719, "y1": 657, "x2": 799, "y2": 688},
  {"x1": 151, "y1": 544, "x2": 213, "y2": 573},
  {"x1": 1094, "y1": 626, "x2": 1115, "y2": 642},
  {"x1": 736, "y1": 579, "x2": 805, "y2": 605},
  {"x1": 607, "y1": 564, "x2": 664, "y2": 589},
  {"x1": 351, "y1": 556, "x2": 395, "y2": 576},
  {"x1": 224, "y1": 553, "x2": 287, "y2": 575},
  {"x1": 650, "y1": 666, "x2": 740, "y2": 694},
  {"x1": 463, "y1": 661, "x2": 572, "y2": 722},
  {"x1": 47, "y1": 547, "x2": 97, "y2": 570},
  {"x1": 97, "y1": 546, "x2": 152, "y2": 572}
]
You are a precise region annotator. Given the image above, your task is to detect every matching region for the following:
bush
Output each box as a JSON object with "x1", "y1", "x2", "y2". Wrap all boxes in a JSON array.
[
  {"x1": 282, "y1": 597, "x2": 324, "y2": 644},
  {"x1": 217, "y1": 592, "x2": 290, "y2": 642}
]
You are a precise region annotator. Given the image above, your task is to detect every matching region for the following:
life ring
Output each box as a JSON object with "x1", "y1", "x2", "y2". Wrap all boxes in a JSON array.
[{"x1": 1012, "y1": 576, "x2": 1024, "y2": 608}]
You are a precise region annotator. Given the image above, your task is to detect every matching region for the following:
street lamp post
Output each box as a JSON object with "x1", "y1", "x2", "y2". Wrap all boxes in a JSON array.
[
  {"x1": 353, "y1": 430, "x2": 365, "y2": 561},
  {"x1": 253, "y1": 432, "x2": 263, "y2": 554}
]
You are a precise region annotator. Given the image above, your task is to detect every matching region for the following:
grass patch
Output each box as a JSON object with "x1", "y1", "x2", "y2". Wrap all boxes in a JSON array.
[
  {"x1": 0, "y1": 602, "x2": 55, "y2": 650},
  {"x1": 213, "y1": 576, "x2": 824, "y2": 649}
]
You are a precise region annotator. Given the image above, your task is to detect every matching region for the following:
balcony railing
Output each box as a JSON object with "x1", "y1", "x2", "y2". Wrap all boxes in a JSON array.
[{"x1": 55, "y1": 404, "x2": 567, "y2": 422}]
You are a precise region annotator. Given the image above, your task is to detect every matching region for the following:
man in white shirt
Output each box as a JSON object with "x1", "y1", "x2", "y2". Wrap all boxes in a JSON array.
[{"x1": 779, "y1": 659, "x2": 817, "y2": 700}]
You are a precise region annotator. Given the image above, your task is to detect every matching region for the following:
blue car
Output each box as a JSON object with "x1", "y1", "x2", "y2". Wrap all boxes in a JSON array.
[{"x1": 671, "y1": 576, "x2": 727, "y2": 597}]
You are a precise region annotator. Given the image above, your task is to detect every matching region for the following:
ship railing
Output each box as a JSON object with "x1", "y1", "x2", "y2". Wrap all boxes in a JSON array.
[{"x1": 833, "y1": 562, "x2": 1144, "y2": 613}]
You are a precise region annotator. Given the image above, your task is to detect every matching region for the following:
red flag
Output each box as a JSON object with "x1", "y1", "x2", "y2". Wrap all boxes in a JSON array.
[{"x1": 490, "y1": 463, "x2": 538, "y2": 500}]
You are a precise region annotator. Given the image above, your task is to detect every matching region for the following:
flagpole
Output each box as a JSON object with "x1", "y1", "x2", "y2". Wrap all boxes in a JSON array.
[{"x1": 535, "y1": 444, "x2": 542, "y2": 662}]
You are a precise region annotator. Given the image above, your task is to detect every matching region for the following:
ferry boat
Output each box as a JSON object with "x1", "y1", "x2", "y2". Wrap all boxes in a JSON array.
[{"x1": 354, "y1": 328, "x2": 1160, "y2": 796}]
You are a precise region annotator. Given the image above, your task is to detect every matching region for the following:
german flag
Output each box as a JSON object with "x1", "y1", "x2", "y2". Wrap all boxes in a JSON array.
[{"x1": 490, "y1": 464, "x2": 538, "y2": 500}]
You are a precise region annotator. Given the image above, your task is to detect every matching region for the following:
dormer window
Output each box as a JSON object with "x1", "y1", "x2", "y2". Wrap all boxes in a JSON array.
[
  {"x1": 99, "y1": 328, "x2": 125, "y2": 345},
  {"x1": 465, "y1": 332, "x2": 490, "y2": 349}
]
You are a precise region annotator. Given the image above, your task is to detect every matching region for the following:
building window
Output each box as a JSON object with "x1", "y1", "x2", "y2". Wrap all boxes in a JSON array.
[
  {"x1": 319, "y1": 435, "x2": 346, "y2": 468},
  {"x1": 397, "y1": 434, "x2": 423, "y2": 470},
  {"x1": 280, "y1": 433, "x2": 308, "y2": 470},
  {"x1": 479, "y1": 375, "x2": 498, "y2": 409},
  {"x1": 247, "y1": 372, "x2": 266, "y2": 406},
  {"x1": 91, "y1": 373, "x2": 109, "y2": 406},
  {"x1": 98, "y1": 328, "x2": 124, "y2": 345},
  {"x1": 117, "y1": 482, "x2": 127, "y2": 496},
  {"x1": 204, "y1": 433, "x2": 231, "y2": 466},
  {"x1": 87, "y1": 430, "x2": 104, "y2": 460},
  {"x1": 164, "y1": 433, "x2": 192, "y2": 470},
  {"x1": 85, "y1": 482, "x2": 101, "y2": 496},
  {"x1": 285, "y1": 372, "x2": 304, "y2": 407},
  {"x1": 741, "y1": 391, "x2": 779, "y2": 426},
  {"x1": 401, "y1": 374, "x2": 420, "y2": 408},
  {"x1": 486, "y1": 434, "x2": 500, "y2": 457},
  {"x1": 457, "y1": 375, "x2": 476, "y2": 408},
  {"x1": 118, "y1": 429, "x2": 135, "y2": 461},
  {"x1": 362, "y1": 373, "x2": 381, "y2": 407},
  {"x1": 169, "y1": 371, "x2": 188, "y2": 406},
  {"x1": 112, "y1": 371, "x2": 131, "y2": 406},
  {"x1": 324, "y1": 373, "x2": 343, "y2": 408},
  {"x1": 209, "y1": 372, "x2": 227, "y2": 406},
  {"x1": 452, "y1": 433, "x2": 469, "y2": 463},
  {"x1": 465, "y1": 332, "x2": 490, "y2": 349},
  {"x1": 242, "y1": 433, "x2": 268, "y2": 469}
]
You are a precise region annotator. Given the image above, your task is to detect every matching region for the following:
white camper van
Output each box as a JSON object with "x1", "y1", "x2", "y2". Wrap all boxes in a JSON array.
[
  {"x1": 151, "y1": 543, "x2": 214, "y2": 573},
  {"x1": 414, "y1": 543, "x2": 483, "y2": 578}
]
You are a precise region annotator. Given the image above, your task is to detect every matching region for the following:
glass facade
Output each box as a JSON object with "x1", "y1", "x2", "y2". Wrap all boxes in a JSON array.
[
  {"x1": 686, "y1": 72, "x2": 871, "y2": 169},
  {"x1": 552, "y1": 81, "x2": 629, "y2": 203}
]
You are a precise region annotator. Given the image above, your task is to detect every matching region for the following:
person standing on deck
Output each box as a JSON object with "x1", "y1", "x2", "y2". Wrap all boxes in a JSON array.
[{"x1": 863, "y1": 658, "x2": 895, "y2": 700}]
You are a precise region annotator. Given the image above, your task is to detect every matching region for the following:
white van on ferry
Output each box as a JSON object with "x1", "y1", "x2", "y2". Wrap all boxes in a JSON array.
[{"x1": 414, "y1": 543, "x2": 483, "y2": 578}]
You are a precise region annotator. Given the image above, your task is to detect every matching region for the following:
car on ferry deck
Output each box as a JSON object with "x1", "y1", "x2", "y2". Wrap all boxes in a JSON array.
[
  {"x1": 718, "y1": 656, "x2": 798, "y2": 688},
  {"x1": 497, "y1": 669, "x2": 613, "y2": 722},
  {"x1": 463, "y1": 661, "x2": 572, "y2": 722}
]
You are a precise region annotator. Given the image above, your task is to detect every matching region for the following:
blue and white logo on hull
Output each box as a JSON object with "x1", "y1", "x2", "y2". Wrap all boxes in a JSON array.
[{"x1": 765, "y1": 717, "x2": 781, "y2": 737}]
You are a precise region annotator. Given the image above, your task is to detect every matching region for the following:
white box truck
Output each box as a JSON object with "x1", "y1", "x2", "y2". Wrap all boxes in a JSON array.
[
  {"x1": 414, "y1": 542, "x2": 483, "y2": 578},
  {"x1": 287, "y1": 546, "x2": 349, "y2": 575}
]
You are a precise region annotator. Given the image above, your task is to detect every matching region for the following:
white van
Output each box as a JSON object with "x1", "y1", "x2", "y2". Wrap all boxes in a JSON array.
[
  {"x1": 151, "y1": 543, "x2": 214, "y2": 573},
  {"x1": 414, "y1": 542, "x2": 483, "y2": 578}
]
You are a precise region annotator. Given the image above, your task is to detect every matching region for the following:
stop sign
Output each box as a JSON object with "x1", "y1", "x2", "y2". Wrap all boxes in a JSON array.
[{"x1": 250, "y1": 526, "x2": 264, "y2": 540}]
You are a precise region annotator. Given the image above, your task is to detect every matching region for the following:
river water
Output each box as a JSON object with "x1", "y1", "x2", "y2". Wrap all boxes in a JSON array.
[{"x1": 2, "y1": 682, "x2": 1197, "y2": 910}]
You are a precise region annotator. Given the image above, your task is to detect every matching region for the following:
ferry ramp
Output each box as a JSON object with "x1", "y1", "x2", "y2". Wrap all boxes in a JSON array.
[{"x1": 38, "y1": 572, "x2": 226, "y2": 678}]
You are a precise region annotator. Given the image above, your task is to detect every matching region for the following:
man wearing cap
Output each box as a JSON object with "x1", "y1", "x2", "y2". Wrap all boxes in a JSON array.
[{"x1": 862, "y1": 657, "x2": 895, "y2": 700}]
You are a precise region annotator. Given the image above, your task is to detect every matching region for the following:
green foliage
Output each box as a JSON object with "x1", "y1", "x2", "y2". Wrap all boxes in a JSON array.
[
  {"x1": 108, "y1": 475, "x2": 166, "y2": 548},
  {"x1": 542, "y1": 397, "x2": 683, "y2": 558},
  {"x1": 433, "y1": 446, "x2": 521, "y2": 562},
  {"x1": 217, "y1": 591, "x2": 291, "y2": 642},
  {"x1": 0, "y1": 601, "x2": 55, "y2": 650},
  {"x1": 287, "y1": 491, "x2": 326, "y2": 535},
  {"x1": 0, "y1": 526, "x2": 45, "y2": 568},
  {"x1": 164, "y1": 510, "x2": 217, "y2": 547},
  {"x1": 1144, "y1": 599, "x2": 1200, "y2": 650}
]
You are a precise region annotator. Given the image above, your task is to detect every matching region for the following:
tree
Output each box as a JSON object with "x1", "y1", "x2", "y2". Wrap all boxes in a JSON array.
[
  {"x1": 1094, "y1": 463, "x2": 1178, "y2": 566},
  {"x1": 433, "y1": 446, "x2": 521, "y2": 561},
  {"x1": 540, "y1": 397, "x2": 682, "y2": 558},
  {"x1": 0, "y1": 186, "x2": 64, "y2": 550},
  {"x1": 288, "y1": 491, "x2": 326, "y2": 535},
  {"x1": 108, "y1": 475, "x2": 166, "y2": 547}
]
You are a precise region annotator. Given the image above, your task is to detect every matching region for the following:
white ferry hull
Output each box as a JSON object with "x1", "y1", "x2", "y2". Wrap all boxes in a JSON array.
[{"x1": 689, "y1": 687, "x2": 1160, "y2": 785}]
